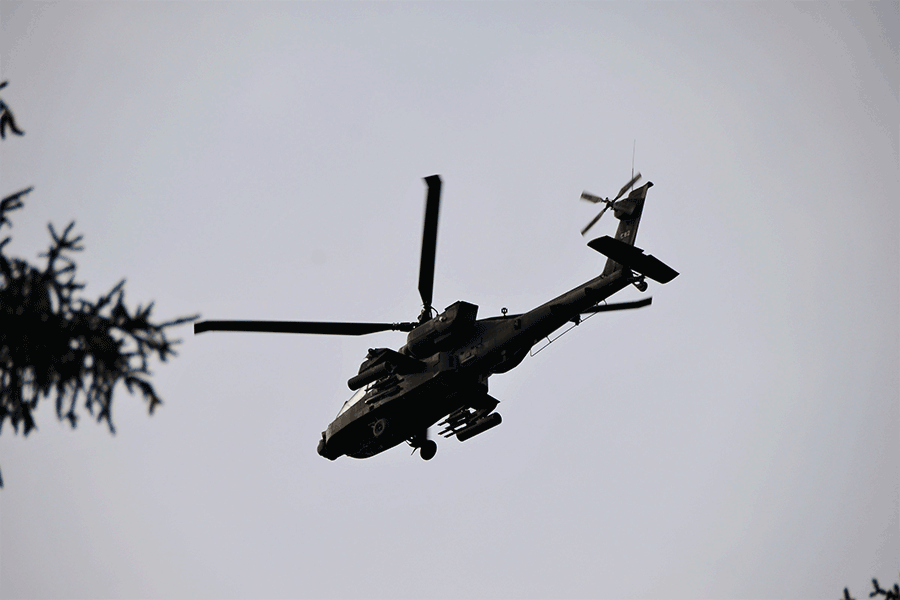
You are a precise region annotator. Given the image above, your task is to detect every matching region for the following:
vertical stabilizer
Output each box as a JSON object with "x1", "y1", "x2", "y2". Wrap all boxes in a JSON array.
[{"x1": 600, "y1": 181, "x2": 653, "y2": 277}]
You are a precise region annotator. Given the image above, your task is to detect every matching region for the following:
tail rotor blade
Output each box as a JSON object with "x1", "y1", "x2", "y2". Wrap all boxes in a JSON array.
[
  {"x1": 613, "y1": 172, "x2": 641, "y2": 202},
  {"x1": 418, "y1": 175, "x2": 441, "y2": 312},
  {"x1": 580, "y1": 204, "x2": 610, "y2": 236}
]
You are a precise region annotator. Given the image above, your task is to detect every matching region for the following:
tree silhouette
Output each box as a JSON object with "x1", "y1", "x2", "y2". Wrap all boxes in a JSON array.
[
  {"x1": 0, "y1": 81, "x2": 197, "y2": 487},
  {"x1": 844, "y1": 574, "x2": 900, "y2": 600}
]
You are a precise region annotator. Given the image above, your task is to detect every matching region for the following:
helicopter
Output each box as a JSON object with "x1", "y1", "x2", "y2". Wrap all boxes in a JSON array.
[{"x1": 194, "y1": 174, "x2": 677, "y2": 461}]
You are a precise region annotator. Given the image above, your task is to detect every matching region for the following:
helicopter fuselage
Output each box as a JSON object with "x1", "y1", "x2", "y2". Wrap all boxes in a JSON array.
[
  {"x1": 316, "y1": 181, "x2": 665, "y2": 461},
  {"x1": 318, "y1": 253, "x2": 635, "y2": 460},
  {"x1": 194, "y1": 174, "x2": 675, "y2": 462}
]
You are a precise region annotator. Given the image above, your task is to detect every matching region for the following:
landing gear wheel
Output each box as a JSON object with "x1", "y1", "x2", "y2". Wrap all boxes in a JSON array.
[{"x1": 420, "y1": 440, "x2": 437, "y2": 461}]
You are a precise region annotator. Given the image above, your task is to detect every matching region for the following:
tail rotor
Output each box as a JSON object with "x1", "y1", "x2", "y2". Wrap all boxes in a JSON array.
[{"x1": 580, "y1": 172, "x2": 641, "y2": 236}]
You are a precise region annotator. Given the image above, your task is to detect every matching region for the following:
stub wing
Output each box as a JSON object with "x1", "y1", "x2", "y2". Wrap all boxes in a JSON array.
[{"x1": 437, "y1": 393, "x2": 501, "y2": 441}]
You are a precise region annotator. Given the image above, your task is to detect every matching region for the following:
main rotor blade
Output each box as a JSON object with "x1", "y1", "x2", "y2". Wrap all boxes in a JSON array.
[
  {"x1": 418, "y1": 175, "x2": 442, "y2": 311},
  {"x1": 613, "y1": 172, "x2": 642, "y2": 202},
  {"x1": 194, "y1": 320, "x2": 417, "y2": 335},
  {"x1": 581, "y1": 297, "x2": 652, "y2": 314}
]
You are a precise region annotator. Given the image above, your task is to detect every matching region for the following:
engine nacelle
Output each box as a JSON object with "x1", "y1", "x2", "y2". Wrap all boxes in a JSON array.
[
  {"x1": 347, "y1": 361, "x2": 392, "y2": 391},
  {"x1": 348, "y1": 347, "x2": 426, "y2": 390},
  {"x1": 404, "y1": 301, "x2": 478, "y2": 358}
]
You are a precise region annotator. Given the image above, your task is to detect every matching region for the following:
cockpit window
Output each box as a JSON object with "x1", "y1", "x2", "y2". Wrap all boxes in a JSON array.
[{"x1": 337, "y1": 383, "x2": 372, "y2": 418}]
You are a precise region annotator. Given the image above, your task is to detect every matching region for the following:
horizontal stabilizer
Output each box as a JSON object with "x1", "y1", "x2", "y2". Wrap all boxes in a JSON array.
[{"x1": 588, "y1": 236, "x2": 679, "y2": 284}]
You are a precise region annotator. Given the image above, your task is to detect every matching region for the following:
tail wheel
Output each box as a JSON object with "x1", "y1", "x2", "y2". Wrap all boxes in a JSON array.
[
  {"x1": 372, "y1": 418, "x2": 388, "y2": 437},
  {"x1": 420, "y1": 440, "x2": 437, "y2": 461}
]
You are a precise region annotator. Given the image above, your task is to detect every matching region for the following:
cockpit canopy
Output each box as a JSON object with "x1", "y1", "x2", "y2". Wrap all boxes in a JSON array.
[{"x1": 337, "y1": 382, "x2": 372, "y2": 418}]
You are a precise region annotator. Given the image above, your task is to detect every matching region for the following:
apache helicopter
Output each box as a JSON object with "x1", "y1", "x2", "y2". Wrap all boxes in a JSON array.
[{"x1": 194, "y1": 174, "x2": 677, "y2": 461}]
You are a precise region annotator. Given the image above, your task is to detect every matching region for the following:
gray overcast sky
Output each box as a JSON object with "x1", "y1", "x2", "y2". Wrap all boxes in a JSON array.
[{"x1": 1, "y1": 2, "x2": 897, "y2": 598}]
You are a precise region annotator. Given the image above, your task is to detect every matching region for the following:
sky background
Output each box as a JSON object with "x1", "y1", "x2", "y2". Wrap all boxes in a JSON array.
[{"x1": 1, "y1": 2, "x2": 897, "y2": 599}]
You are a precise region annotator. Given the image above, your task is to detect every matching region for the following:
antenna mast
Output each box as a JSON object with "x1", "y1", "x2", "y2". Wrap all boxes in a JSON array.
[{"x1": 631, "y1": 140, "x2": 636, "y2": 192}]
